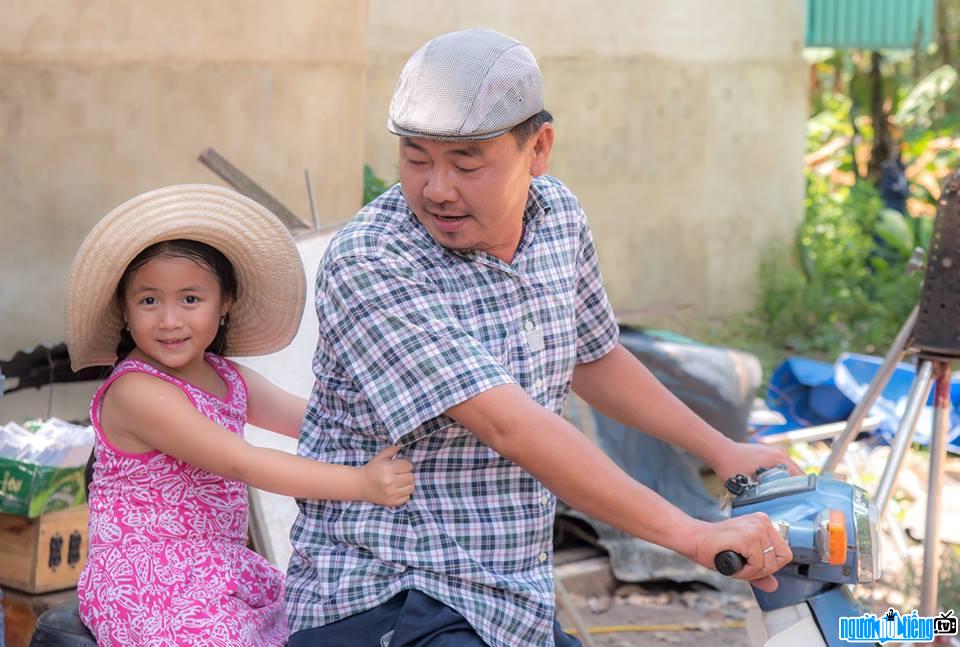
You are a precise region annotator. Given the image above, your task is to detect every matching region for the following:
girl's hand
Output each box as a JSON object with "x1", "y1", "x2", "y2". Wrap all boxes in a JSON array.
[{"x1": 359, "y1": 445, "x2": 415, "y2": 507}]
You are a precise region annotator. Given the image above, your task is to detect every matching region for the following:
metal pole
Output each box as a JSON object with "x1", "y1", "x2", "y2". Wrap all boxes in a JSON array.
[
  {"x1": 822, "y1": 306, "x2": 917, "y2": 474},
  {"x1": 760, "y1": 416, "x2": 883, "y2": 447},
  {"x1": 920, "y1": 361, "x2": 951, "y2": 617},
  {"x1": 304, "y1": 169, "x2": 318, "y2": 229},
  {"x1": 555, "y1": 578, "x2": 599, "y2": 647},
  {"x1": 874, "y1": 360, "x2": 934, "y2": 515}
]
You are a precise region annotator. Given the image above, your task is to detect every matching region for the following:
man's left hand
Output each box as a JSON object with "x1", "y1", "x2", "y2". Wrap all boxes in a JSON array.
[{"x1": 710, "y1": 440, "x2": 803, "y2": 482}]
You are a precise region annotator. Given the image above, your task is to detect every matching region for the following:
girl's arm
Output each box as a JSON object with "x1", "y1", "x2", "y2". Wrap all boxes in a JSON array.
[
  {"x1": 101, "y1": 373, "x2": 413, "y2": 506},
  {"x1": 233, "y1": 364, "x2": 308, "y2": 439}
]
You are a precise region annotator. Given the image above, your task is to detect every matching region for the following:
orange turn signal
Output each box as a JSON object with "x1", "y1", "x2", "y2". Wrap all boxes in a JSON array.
[{"x1": 827, "y1": 509, "x2": 847, "y2": 565}]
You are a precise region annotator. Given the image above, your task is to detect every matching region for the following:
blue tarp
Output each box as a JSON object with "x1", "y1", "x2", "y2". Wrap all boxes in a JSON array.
[{"x1": 762, "y1": 353, "x2": 960, "y2": 453}]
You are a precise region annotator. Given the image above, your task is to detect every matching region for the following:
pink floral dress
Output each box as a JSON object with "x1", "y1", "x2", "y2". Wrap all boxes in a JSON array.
[{"x1": 77, "y1": 354, "x2": 288, "y2": 646}]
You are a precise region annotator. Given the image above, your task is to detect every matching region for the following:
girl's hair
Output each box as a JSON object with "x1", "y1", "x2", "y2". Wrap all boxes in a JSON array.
[{"x1": 114, "y1": 240, "x2": 239, "y2": 363}]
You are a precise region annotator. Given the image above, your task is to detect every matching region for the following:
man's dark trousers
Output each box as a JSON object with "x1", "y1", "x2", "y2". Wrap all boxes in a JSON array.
[{"x1": 287, "y1": 589, "x2": 582, "y2": 646}]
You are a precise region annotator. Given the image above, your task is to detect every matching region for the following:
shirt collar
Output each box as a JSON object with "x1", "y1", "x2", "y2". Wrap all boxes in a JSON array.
[{"x1": 515, "y1": 179, "x2": 551, "y2": 257}]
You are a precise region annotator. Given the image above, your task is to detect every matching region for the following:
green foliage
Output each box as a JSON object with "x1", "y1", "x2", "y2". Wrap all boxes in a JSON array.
[
  {"x1": 363, "y1": 165, "x2": 394, "y2": 206},
  {"x1": 753, "y1": 50, "x2": 960, "y2": 361},
  {"x1": 756, "y1": 175, "x2": 922, "y2": 357},
  {"x1": 874, "y1": 208, "x2": 915, "y2": 256},
  {"x1": 806, "y1": 93, "x2": 855, "y2": 152},
  {"x1": 894, "y1": 64, "x2": 958, "y2": 133}
]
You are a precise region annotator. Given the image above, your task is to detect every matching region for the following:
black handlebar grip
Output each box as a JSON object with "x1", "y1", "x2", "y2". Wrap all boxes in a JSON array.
[{"x1": 714, "y1": 550, "x2": 746, "y2": 576}]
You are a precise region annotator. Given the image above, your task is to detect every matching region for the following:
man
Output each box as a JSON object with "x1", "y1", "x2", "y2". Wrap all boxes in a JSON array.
[{"x1": 286, "y1": 29, "x2": 796, "y2": 647}]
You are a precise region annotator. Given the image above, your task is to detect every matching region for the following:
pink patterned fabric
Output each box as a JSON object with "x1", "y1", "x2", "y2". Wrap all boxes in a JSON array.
[{"x1": 77, "y1": 354, "x2": 288, "y2": 646}]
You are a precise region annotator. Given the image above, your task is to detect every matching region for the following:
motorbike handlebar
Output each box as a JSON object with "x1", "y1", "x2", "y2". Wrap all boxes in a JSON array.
[{"x1": 714, "y1": 550, "x2": 746, "y2": 575}]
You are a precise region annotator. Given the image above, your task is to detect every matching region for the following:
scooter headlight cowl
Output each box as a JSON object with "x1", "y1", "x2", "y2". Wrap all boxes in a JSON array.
[
  {"x1": 852, "y1": 486, "x2": 882, "y2": 584},
  {"x1": 728, "y1": 466, "x2": 882, "y2": 605}
]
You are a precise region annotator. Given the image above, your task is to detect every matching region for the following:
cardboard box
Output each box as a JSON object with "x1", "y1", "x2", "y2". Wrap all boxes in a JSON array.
[
  {"x1": 0, "y1": 504, "x2": 89, "y2": 593},
  {"x1": 0, "y1": 457, "x2": 86, "y2": 518}
]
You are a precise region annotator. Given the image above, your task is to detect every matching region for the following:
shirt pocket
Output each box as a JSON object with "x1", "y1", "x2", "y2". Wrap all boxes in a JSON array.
[{"x1": 458, "y1": 318, "x2": 514, "y2": 368}]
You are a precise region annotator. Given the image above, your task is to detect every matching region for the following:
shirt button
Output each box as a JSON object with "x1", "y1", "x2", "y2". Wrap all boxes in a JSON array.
[
  {"x1": 539, "y1": 494, "x2": 549, "y2": 506},
  {"x1": 524, "y1": 320, "x2": 535, "y2": 331},
  {"x1": 538, "y1": 552, "x2": 548, "y2": 563},
  {"x1": 534, "y1": 378, "x2": 544, "y2": 390}
]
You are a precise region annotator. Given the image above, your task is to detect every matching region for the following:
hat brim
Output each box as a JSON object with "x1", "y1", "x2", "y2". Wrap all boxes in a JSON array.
[
  {"x1": 66, "y1": 184, "x2": 306, "y2": 370},
  {"x1": 386, "y1": 118, "x2": 512, "y2": 142}
]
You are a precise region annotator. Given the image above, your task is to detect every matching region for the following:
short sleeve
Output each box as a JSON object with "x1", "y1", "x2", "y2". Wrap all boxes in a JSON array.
[
  {"x1": 317, "y1": 255, "x2": 517, "y2": 446},
  {"x1": 574, "y1": 218, "x2": 619, "y2": 363}
]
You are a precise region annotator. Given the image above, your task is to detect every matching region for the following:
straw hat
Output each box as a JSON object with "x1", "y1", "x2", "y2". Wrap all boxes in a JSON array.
[{"x1": 66, "y1": 184, "x2": 306, "y2": 370}]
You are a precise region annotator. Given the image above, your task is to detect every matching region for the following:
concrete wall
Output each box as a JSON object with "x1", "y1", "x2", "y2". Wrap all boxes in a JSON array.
[
  {"x1": 0, "y1": 1, "x2": 368, "y2": 365},
  {"x1": 0, "y1": 1, "x2": 807, "y2": 423},
  {"x1": 365, "y1": 1, "x2": 808, "y2": 325}
]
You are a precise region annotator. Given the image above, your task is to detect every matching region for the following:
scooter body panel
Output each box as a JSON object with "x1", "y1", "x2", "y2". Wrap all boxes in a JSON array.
[
  {"x1": 806, "y1": 586, "x2": 876, "y2": 647},
  {"x1": 747, "y1": 602, "x2": 825, "y2": 647},
  {"x1": 749, "y1": 587, "x2": 876, "y2": 647}
]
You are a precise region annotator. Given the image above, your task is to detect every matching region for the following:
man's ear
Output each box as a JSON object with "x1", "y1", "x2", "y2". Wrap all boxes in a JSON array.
[{"x1": 529, "y1": 123, "x2": 554, "y2": 177}]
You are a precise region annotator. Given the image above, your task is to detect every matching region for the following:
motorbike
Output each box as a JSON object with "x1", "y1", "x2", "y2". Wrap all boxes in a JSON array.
[{"x1": 714, "y1": 465, "x2": 881, "y2": 647}]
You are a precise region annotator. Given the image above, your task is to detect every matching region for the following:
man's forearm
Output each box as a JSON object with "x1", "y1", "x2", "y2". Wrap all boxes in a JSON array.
[
  {"x1": 571, "y1": 344, "x2": 732, "y2": 465},
  {"x1": 447, "y1": 385, "x2": 707, "y2": 559}
]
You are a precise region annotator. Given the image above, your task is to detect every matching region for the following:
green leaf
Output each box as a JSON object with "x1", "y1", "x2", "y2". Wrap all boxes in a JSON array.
[
  {"x1": 915, "y1": 216, "x2": 933, "y2": 251},
  {"x1": 363, "y1": 164, "x2": 393, "y2": 206},
  {"x1": 894, "y1": 65, "x2": 958, "y2": 130},
  {"x1": 874, "y1": 208, "x2": 914, "y2": 256}
]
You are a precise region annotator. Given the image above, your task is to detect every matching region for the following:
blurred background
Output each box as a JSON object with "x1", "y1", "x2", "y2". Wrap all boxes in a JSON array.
[{"x1": 0, "y1": 0, "x2": 808, "y2": 361}]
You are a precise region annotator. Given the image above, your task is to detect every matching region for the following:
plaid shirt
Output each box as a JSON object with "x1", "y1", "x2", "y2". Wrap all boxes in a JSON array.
[{"x1": 286, "y1": 176, "x2": 618, "y2": 647}]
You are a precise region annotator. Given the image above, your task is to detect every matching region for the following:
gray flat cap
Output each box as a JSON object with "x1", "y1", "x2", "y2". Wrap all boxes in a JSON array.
[{"x1": 387, "y1": 29, "x2": 544, "y2": 141}]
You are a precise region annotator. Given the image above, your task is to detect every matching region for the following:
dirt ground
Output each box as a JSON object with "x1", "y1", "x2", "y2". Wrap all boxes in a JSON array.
[{"x1": 557, "y1": 581, "x2": 753, "y2": 647}]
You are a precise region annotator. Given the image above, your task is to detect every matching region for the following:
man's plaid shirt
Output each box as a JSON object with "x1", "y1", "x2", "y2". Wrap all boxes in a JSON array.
[{"x1": 285, "y1": 176, "x2": 619, "y2": 647}]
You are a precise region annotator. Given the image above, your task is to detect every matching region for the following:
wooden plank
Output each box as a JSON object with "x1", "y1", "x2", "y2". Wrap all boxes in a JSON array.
[
  {"x1": 0, "y1": 513, "x2": 37, "y2": 592},
  {"x1": 0, "y1": 505, "x2": 88, "y2": 594},
  {"x1": 198, "y1": 148, "x2": 309, "y2": 232},
  {"x1": 33, "y1": 505, "x2": 88, "y2": 593}
]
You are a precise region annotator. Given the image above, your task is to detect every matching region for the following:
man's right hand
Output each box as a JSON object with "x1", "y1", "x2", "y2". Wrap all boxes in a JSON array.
[
  {"x1": 686, "y1": 513, "x2": 793, "y2": 592},
  {"x1": 359, "y1": 445, "x2": 415, "y2": 507}
]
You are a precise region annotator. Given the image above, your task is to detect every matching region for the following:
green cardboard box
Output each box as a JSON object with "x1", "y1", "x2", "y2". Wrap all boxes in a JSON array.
[{"x1": 0, "y1": 457, "x2": 86, "y2": 517}]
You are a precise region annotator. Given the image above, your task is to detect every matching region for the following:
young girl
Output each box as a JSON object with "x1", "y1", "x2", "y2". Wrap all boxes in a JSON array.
[{"x1": 65, "y1": 185, "x2": 414, "y2": 646}]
